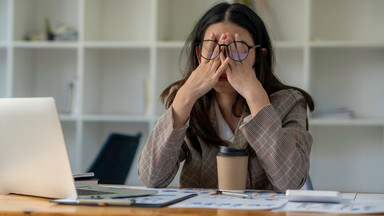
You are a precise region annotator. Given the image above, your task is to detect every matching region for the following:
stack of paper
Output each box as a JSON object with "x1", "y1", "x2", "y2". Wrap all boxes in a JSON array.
[{"x1": 105, "y1": 186, "x2": 384, "y2": 214}]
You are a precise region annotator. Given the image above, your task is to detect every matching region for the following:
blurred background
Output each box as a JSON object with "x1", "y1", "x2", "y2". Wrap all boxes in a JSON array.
[{"x1": 0, "y1": 0, "x2": 383, "y2": 192}]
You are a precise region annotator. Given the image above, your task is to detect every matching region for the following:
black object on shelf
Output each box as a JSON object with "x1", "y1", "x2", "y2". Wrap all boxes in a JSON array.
[{"x1": 45, "y1": 18, "x2": 55, "y2": 41}]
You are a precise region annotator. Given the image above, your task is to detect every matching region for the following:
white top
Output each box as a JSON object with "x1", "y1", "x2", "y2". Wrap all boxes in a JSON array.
[
  {"x1": 213, "y1": 99, "x2": 255, "y2": 143},
  {"x1": 214, "y1": 100, "x2": 235, "y2": 142}
]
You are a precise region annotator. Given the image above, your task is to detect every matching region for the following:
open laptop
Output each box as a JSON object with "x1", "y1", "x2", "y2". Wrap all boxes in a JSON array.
[{"x1": 0, "y1": 97, "x2": 156, "y2": 201}]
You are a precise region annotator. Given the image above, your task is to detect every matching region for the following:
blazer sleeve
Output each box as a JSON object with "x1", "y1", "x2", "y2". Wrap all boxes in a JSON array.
[
  {"x1": 239, "y1": 89, "x2": 312, "y2": 192},
  {"x1": 137, "y1": 107, "x2": 189, "y2": 188}
]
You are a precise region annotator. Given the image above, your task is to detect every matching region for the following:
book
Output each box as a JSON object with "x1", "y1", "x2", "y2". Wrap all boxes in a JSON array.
[
  {"x1": 75, "y1": 179, "x2": 99, "y2": 186},
  {"x1": 73, "y1": 172, "x2": 94, "y2": 179},
  {"x1": 73, "y1": 172, "x2": 98, "y2": 186}
]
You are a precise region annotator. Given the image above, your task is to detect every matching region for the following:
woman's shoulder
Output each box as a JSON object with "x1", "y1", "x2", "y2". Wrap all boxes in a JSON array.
[
  {"x1": 270, "y1": 88, "x2": 304, "y2": 100},
  {"x1": 269, "y1": 88, "x2": 306, "y2": 113}
]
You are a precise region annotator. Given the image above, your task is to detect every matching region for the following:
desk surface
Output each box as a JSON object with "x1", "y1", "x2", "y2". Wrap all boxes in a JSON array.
[{"x1": 0, "y1": 194, "x2": 381, "y2": 216}]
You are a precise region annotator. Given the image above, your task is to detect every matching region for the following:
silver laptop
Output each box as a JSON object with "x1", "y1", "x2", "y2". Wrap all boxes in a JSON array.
[{"x1": 0, "y1": 97, "x2": 156, "y2": 201}]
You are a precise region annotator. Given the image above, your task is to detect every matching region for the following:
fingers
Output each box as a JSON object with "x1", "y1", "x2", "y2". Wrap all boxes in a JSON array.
[
  {"x1": 226, "y1": 32, "x2": 233, "y2": 43},
  {"x1": 201, "y1": 32, "x2": 244, "y2": 75},
  {"x1": 219, "y1": 51, "x2": 228, "y2": 67},
  {"x1": 220, "y1": 51, "x2": 232, "y2": 78},
  {"x1": 207, "y1": 32, "x2": 217, "y2": 59},
  {"x1": 220, "y1": 33, "x2": 227, "y2": 52},
  {"x1": 225, "y1": 32, "x2": 246, "y2": 62},
  {"x1": 234, "y1": 33, "x2": 240, "y2": 42},
  {"x1": 234, "y1": 33, "x2": 245, "y2": 61},
  {"x1": 217, "y1": 33, "x2": 225, "y2": 58},
  {"x1": 233, "y1": 33, "x2": 242, "y2": 61},
  {"x1": 209, "y1": 33, "x2": 225, "y2": 70},
  {"x1": 211, "y1": 54, "x2": 222, "y2": 71},
  {"x1": 215, "y1": 53, "x2": 230, "y2": 77},
  {"x1": 226, "y1": 32, "x2": 237, "y2": 61},
  {"x1": 201, "y1": 32, "x2": 216, "y2": 63}
]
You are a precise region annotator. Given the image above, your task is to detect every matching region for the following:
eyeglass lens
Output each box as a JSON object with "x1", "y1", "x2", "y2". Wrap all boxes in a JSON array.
[{"x1": 200, "y1": 41, "x2": 249, "y2": 61}]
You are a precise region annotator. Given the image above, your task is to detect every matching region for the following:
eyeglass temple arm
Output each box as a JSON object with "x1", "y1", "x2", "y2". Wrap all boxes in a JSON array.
[{"x1": 249, "y1": 44, "x2": 261, "y2": 49}]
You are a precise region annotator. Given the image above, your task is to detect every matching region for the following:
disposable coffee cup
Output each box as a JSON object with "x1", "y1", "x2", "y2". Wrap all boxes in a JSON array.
[{"x1": 216, "y1": 146, "x2": 249, "y2": 191}]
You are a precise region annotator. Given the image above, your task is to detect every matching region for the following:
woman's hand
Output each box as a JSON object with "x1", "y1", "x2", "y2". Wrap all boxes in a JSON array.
[
  {"x1": 182, "y1": 33, "x2": 230, "y2": 101},
  {"x1": 222, "y1": 32, "x2": 270, "y2": 116},
  {"x1": 172, "y1": 33, "x2": 230, "y2": 128}
]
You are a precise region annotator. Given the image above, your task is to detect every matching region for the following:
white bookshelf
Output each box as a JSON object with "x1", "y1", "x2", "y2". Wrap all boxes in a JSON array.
[{"x1": 1, "y1": 0, "x2": 383, "y2": 191}]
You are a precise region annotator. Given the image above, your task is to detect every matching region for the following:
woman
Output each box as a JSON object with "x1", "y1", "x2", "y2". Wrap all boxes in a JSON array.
[{"x1": 138, "y1": 3, "x2": 314, "y2": 192}]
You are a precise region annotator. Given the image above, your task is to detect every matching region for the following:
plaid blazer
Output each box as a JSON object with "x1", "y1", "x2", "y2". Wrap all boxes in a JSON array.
[{"x1": 138, "y1": 89, "x2": 312, "y2": 192}]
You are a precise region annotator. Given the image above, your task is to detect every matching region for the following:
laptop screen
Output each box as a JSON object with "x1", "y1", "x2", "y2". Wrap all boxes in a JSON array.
[{"x1": 0, "y1": 98, "x2": 77, "y2": 199}]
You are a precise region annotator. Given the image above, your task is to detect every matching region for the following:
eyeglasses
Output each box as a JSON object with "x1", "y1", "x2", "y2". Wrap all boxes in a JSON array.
[{"x1": 197, "y1": 40, "x2": 260, "y2": 62}]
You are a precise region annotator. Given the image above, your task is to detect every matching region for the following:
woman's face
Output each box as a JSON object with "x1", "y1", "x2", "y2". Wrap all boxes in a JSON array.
[{"x1": 202, "y1": 22, "x2": 256, "y2": 95}]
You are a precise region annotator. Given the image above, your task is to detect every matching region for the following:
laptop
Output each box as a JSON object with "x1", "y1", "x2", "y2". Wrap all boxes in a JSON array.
[{"x1": 0, "y1": 97, "x2": 156, "y2": 201}]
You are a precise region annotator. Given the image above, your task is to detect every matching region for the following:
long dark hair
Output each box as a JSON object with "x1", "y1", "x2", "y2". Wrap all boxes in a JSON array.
[{"x1": 161, "y1": 3, "x2": 314, "y2": 150}]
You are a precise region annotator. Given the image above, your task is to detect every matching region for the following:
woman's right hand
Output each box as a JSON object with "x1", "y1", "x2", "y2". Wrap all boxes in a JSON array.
[
  {"x1": 182, "y1": 33, "x2": 230, "y2": 101},
  {"x1": 171, "y1": 33, "x2": 230, "y2": 128}
]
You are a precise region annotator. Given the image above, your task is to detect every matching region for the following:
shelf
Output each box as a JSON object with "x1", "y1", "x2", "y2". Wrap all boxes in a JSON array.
[
  {"x1": 256, "y1": 0, "x2": 306, "y2": 43},
  {"x1": 155, "y1": 47, "x2": 184, "y2": 116},
  {"x1": 156, "y1": 41, "x2": 185, "y2": 49},
  {"x1": 156, "y1": 41, "x2": 305, "y2": 49},
  {"x1": 274, "y1": 48, "x2": 305, "y2": 90},
  {"x1": 82, "y1": 115, "x2": 151, "y2": 123},
  {"x1": 273, "y1": 41, "x2": 305, "y2": 49},
  {"x1": 84, "y1": 42, "x2": 151, "y2": 49},
  {"x1": 0, "y1": 0, "x2": 9, "y2": 41},
  {"x1": 157, "y1": 0, "x2": 219, "y2": 41},
  {"x1": 13, "y1": 0, "x2": 79, "y2": 41},
  {"x1": 12, "y1": 48, "x2": 78, "y2": 112},
  {"x1": 0, "y1": 48, "x2": 6, "y2": 97},
  {"x1": 311, "y1": 0, "x2": 384, "y2": 42},
  {"x1": 13, "y1": 41, "x2": 78, "y2": 49},
  {"x1": 59, "y1": 114, "x2": 78, "y2": 122},
  {"x1": 310, "y1": 48, "x2": 384, "y2": 119},
  {"x1": 83, "y1": 48, "x2": 150, "y2": 116},
  {"x1": 310, "y1": 41, "x2": 384, "y2": 48},
  {"x1": 310, "y1": 118, "x2": 384, "y2": 126},
  {"x1": 84, "y1": 0, "x2": 152, "y2": 42},
  {"x1": 310, "y1": 125, "x2": 384, "y2": 192},
  {"x1": 61, "y1": 121, "x2": 78, "y2": 172}
]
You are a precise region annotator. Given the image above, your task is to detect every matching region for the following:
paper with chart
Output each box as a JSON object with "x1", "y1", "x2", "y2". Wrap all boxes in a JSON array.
[
  {"x1": 274, "y1": 201, "x2": 384, "y2": 214},
  {"x1": 109, "y1": 186, "x2": 288, "y2": 210},
  {"x1": 170, "y1": 191, "x2": 287, "y2": 210},
  {"x1": 274, "y1": 192, "x2": 384, "y2": 214},
  {"x1": 355, "y1": 193, "x2": 384, "y2": 203},
  {"x1": 106, "y1": 186, "x2": 384, "y2": 213},
  {"x1": 103, "y1": 186, "x2": 214, "y2": 206}
]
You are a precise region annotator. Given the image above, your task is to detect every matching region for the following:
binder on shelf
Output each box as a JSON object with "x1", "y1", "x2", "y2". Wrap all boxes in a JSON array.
[
  {"x1": 62, "y1": 76, "x2": 78, "y2": 115},
  {"x1": 311, "y1": 108, "x2": 354, "y2": 120}
]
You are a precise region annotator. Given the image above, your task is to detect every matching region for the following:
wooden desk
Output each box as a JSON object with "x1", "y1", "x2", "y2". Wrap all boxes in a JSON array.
[{"x1": 0, "y1": 194, "x2": 380, "y2": 216}]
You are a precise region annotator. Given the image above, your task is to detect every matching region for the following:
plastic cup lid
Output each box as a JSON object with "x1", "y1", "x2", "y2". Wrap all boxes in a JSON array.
[{"x1": 217, "y1": 146, "x2": 249, "y2": 156}]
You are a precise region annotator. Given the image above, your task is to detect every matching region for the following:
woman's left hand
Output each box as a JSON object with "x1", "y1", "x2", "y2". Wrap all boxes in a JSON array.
[{"x1": 222, "y1": 32, "x2": 270, "y2": 116}]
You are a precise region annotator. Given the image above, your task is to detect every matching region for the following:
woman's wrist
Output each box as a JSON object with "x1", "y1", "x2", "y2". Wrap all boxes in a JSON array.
[
  {"x1": 176, "y1": 86, "x2": 198, "y2": 108},
  {"x1": 172, "y1": 86, "x2": 196, "y2": 128},
  {"x1": 245, "y1": 90, "x2": 270, "y2": 117}
]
